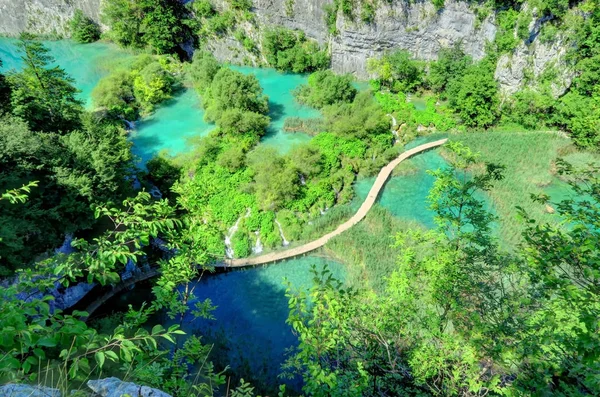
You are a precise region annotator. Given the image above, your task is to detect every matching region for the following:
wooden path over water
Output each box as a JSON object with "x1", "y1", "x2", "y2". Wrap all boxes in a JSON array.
[
  {"x1": 84, "y1": 138, "x2": 447, "y2": 316},
  {"x1": 221, "y1": 138, "x2": 447, "y2": 267}
]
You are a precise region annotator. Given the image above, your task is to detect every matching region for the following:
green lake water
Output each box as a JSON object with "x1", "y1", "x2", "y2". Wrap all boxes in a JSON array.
[
  {"x1": 129, "y1": 89, "x2": 214, "y2": 164},
  {"x1": 231, "y1": 65, "x2": 320, "y2": 153},
  {"x1": 0, "y1": 38, "x2": 133, "y2": 108}
]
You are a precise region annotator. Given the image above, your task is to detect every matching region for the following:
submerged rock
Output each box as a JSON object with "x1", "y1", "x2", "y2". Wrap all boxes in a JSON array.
[{"x1": 87, "y1": 378, "x2": 171, "y2": 397}]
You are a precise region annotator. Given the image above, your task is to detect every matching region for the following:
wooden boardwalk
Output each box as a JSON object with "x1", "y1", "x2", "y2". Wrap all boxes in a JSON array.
[
  {"x1": 221, "y1": 138, "x2": 448, "y2": 268},
  {"x1": 84, "y1": 138, "x2": 447, "y2": 317}
]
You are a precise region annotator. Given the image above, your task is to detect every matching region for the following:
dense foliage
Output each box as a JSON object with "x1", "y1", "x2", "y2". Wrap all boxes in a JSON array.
[
  {"x1": 367, "y1": 50, "x2": 424, "y2": 93},
  {"x1": 285, "y1": 143, "x2": 600, "y2": 396},
  {"x1": 92, "y1": 54, "x2": 181, "y2": 120},
  {"x1": 6, "y1": 35, "x2": 83, "y2": 133},
  {"x1": 101, "y1": 0, "x2": 194, "y2": 55},
  {"x1": 0, "y1": 38, "x2": 136, "y2": 273},
  {"x1": 262, "y1": 27, "x2": 330, "y2": 73},
  {"x1": 69, "y1": 9, "x2": 101, "y2": 43},
  {"x1": 294, "y1": 70, "x2": 357, "y2": 109}
]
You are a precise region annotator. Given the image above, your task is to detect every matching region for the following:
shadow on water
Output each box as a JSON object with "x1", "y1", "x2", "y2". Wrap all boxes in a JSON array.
[
  {"x1": 95, "y1": 256, "x2": 346, "y2": 395},
  {"x1": 268, "y1": 100, "x2": 286, "y2": 122}
]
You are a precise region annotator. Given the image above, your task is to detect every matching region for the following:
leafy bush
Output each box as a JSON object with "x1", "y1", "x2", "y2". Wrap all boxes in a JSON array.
[
  {"x1": 360, "y1": 2, "x2": 376, "y2": 23},
  {"x1": 228, "y1": 0, "x2": 253, "y2": 11},
  {"x1": 92, "y1": 55, "x2": 179, "y2": 119},
  {"x1": 203, "y1": 68, "x2": 269, "y2": 123},
  {"x1": 69, "y1": 9, "x2": 101, "y2": 43},
  {"x1": 262, "y1": 27, "x2": 330, "y2": 73},
  {"x1": 102, "y1": 0, "x2": 193, "y2": 54},
  {"x1": 367, "y1": 50, "x2": 424, "y2": 93},
  {"x1": 294, "y1": 70, "x2": 357, "y2": 109},
  {"x1": 448, "y1": 62, "x2": 498, "y2": 128},
  {"x1": 428, "y1": 44, "x2": 472, "y2": 95},
  {"x1": 192, "y1": 0, "x2": 216, "y2": 18}
]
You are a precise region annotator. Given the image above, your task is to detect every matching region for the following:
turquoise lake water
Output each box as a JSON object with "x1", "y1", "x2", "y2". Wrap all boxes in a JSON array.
[
  {"x1": 0, "y1": 38, "x2": 133, "y2": 108},
  {"x1": 110, "y1": 256, "x2": 345, "y2": 391},
  {"x1": 231, "y1": 65, "x2": 320, "y2": 152},
  {"x1": 129, "y1": 89, "x2": 214, "y2": 164}
]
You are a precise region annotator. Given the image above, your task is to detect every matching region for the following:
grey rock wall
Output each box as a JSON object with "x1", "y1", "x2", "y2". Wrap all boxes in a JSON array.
[
  {"x1": 0, "y1": 0, "x2": 102, "y2": 37},
  {"x1": 0, "y1": 0, "x2": 574, "y2": 95}
]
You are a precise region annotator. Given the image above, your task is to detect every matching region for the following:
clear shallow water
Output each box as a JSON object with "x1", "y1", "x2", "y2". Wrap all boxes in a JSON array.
[
  {"x1": 354, "y1": 148, "x2": 447, "y2": 229},
  {"x1": 130, "y1": 89, "x2": 214, "y2": 164},
  {"x1": 0, "y1": 38, "x2": 132, "y2": 108},
  {"x1": 231, "y1": 65, "x2": 321, "y2": 153}
]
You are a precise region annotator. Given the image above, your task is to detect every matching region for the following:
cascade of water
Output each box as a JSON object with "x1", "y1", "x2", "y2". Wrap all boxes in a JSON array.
[
  {"x1": 55, "y1": 234, "x2": 75, "y2": 255},
  {"x1": 123, "y1": 119, "x2": 136, "y2": 130},
  {"x1": 274, "y1": 219, "x2": 290, "y2": 246},
  {"x1": 224, "y1": 217, "x2": 242, "y2": 259},
  {"x1": 252, "y1": 231, "x2": 263, "y2": 254},
  {"x1": 224, "y1": 209, "x2": 252, "y2": 258}
]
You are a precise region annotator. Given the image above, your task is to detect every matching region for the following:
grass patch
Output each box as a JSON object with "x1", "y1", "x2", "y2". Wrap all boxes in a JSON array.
[
  {"x1": 324, "y1": 205, "x2": 426, "y2": 292},
  {"x1": 450, "y1": 131, "x2": 600, "y2": 246}
]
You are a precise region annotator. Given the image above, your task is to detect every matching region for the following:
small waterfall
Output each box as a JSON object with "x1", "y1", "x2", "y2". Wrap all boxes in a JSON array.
[
  {"x1": 224, "y1": 209, "x2": 251, "y2": 259},
  {"x1": 274, "y1": 220, "x2": 290, "y2": 246},
  {"x1": 55, "y1": 234, "x2": 75, "y2": 255},
  {"x1": 299, "y1": 174, "x2": 306, "y2": 185},
  {"x1": 123, "y1": 119, "x2": 136, "y2": 130},
  {"x1": 224, "y1": 217, "x2": 242, "y2": 259},
  {"x1": 252, "y1": 231, "x2": 263, "y2": 254}
]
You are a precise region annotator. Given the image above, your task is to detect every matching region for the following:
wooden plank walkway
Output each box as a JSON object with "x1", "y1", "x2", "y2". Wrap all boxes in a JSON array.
[
  {"x1": 221, "y1": 138, "x2": 448, "y2": 268},
  {"x1": 84, "y1": 138, "x2": 447, "y2": 317}
]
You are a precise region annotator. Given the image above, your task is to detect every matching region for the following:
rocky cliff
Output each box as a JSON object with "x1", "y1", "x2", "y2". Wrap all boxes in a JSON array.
[
  {"x1": 0, "y1": 0, "x2": 102, "y2": 38},
  {"x1": 0, "y1": 0, "x2": 573, "y2": 95}
]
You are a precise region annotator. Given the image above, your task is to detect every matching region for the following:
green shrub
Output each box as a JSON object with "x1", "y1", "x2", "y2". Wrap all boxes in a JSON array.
[
  {"x1": 367, "y1": 50, "x2": 424, "y2": 93},
  {"x1": 324, "y1": 4, "x2": 339, "y2": 35},
  {"x1": 360, "y1": 2, "x2": 375, "y2": 23},
  {"x1": 70, "y1": 9, "x2": 101, "y2": 43},
  {"x1": 228, "y1": 0, "x2": 253, "y2": 11},
  {"x1": 448, "y1": 62, "x2": 499, "y2": 128},
  {"x1": 294, "y1": 70, "x2": 357, "y2": 109},
  {"x1": 193, "y1": 0, "x2": 216, "y2": 18},
  {"x1": 262, "y1": 27, "x2": 330, "y2": 73}
]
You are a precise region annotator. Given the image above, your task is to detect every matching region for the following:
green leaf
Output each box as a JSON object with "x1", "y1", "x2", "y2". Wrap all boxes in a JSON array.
[
  {"x1": 37, "y1": 337, "x2": 57, "y2": 347},
  {"x1": 95, "y1": 351, "x2": 105, "y2": 369},
  {"x1": 105, "y1": 350, "x2": 118, "y2": 362}
]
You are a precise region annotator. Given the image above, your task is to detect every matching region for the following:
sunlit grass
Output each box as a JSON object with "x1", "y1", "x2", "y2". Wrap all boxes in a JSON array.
[{"x1": 450, "y1": 130, "x2": 600, "y2": 247}]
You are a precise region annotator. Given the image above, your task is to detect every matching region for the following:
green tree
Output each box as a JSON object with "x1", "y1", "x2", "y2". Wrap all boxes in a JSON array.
[
  {"x1": 448, "y1": 62, "x2": 498, "y2": 128},
  {"x1": 428, "y1": 43, "x2": 472, "y2": 94},
  {"x1": 0, "y1": 114, "x2": 134, "y2": 273},
  {"x1": 0, "y1": 58, "x2": 11, "y2": 114},
  {"x1": 189, "y1": 50, "x2": 221, "y2": 92},
  {"x1": 203, "y1": 68, "x2": 269, "y2": 122},
  {"x1": 102, "y1": 0, "x2": 193, "y2": 54},
  {"x1": 7, "y1": 35, "x2": 83, "y2": 133},
  {"x1": 367, "y1": 50, "x2": 424, "y2": 92},
  {"x1": 69, "y1": 9, "x2": 101, "y2": 43},
  {"x1": 294, "y1": 70, "x2": 357, "y2": 109},
  {"x1": 514, "y1": 159, "x2": 600, "y2": 395},
  {"x1": 262, "y1": 27, "x2": 329, "y2": 73},
  {"x1": 248, "y1": 147, "x2": 299, "y2": 210}
]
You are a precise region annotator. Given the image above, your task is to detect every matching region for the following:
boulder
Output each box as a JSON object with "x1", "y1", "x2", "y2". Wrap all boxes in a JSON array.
[
  {"x1": 0, "y1": 384, "x2": 61, "y2": 397},
  {"x1": 87, "y1": 378, "x2": 171, "y2": 397}
]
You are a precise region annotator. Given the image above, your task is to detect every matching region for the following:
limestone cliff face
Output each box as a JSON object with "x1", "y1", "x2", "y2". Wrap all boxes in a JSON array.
[
  {"x1": 0, "y1": 0, "x2": 102, "y2": 37},
  {"x1": 0, "y1": 0, "x2": 574, "y2": 95},
  {"x1": 222, "y1": 0, "x2": 496, "y2": 78}
]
